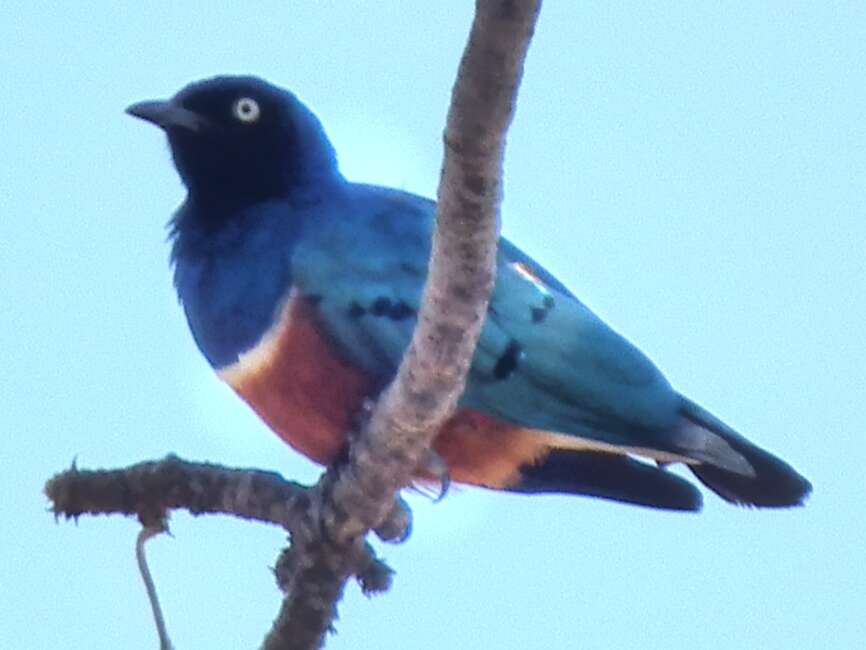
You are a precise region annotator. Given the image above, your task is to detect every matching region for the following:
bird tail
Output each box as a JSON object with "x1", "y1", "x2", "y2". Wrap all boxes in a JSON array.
[
  {"x1": 678, "y1": 396, "x2": 812, "y2": 507},
  {"x1": 510, "y1": 449, "x2": 703, "y2": 511}
]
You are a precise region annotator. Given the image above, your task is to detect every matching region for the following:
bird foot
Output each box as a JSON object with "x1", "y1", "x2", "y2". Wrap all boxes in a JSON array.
[
  {"x1": 347, "y1": 397, "x2": 378, "y2": 443},
  {"x1": 416, "y1": 448, "x2": 451, "y2": 502},
  {"x1": 373, "y1": 497, "x2": 413, "y2": 543}
]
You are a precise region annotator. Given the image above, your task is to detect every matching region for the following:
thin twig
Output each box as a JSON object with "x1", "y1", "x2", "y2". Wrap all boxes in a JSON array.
[{"x1": 136, "y1": 524, "x2": 174, "y2": 650}]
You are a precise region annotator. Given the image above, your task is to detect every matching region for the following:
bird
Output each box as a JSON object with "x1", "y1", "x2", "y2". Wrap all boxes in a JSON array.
[{"x1": 127, "y1": 75, "x2": 811, "y2": 511}]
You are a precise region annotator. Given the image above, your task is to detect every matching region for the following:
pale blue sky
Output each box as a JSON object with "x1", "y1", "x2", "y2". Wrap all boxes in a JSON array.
[{"x1": 2, "y1": 3, "x2": 864, "y2": 649}]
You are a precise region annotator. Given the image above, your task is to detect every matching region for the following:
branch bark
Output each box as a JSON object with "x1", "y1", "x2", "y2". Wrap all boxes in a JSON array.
[
  {"x1": 263, "y1": 3, "x2": 541, "y2": 646},
  {"x1": 46, "y1": 455, "x2": 310, "y2": 529},
  {"x1": 45, "y1": 2, "x2": 542, "y2": 648}
]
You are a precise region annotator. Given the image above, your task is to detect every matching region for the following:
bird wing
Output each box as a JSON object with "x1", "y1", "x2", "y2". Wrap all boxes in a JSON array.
[
  {"x1": 292, "y1": 184, "x2": 432, "y2": 384},
  {"x1": 293, "y1": 184, "x2": 687, "y2": 458},
  {"x1": 465, "y1": 238, "x2": 685, "y2": 453}
]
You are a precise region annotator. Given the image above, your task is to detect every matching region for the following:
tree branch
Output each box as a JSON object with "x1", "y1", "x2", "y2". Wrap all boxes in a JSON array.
[
  {"x1": 44, "y1": 2, "x2": 541, "y2": 648},
  {"x1": 46, "y1": 455, "x2": 309, "y2": 528},
  {"x1": 262, "y1": 2, "x2": 541, "y2": 647},
  {"x1": 45, "y1": 455, "x2": 396, "y2": 592}
]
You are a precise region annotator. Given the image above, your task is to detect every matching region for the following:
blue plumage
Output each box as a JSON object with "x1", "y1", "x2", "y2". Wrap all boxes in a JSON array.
[
  {"x1": 127, "y1": 75, "x2": 811, "y2": 509},
  {"x1": 171, "y1": 199, "x2": 301, "y2": 367}
]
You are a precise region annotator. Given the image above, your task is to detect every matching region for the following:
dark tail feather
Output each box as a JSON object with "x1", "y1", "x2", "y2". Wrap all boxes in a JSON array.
[
  {"x1": 510, "y1": 449, "x2": 703, "y2": 511},
  {"x1": 680, "y1": 397, "x2": 812, "y2": 507}
]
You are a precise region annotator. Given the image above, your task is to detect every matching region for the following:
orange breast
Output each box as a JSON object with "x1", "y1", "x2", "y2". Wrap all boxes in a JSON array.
[
  {"x1": 219, "y1": 293, "x2": 373, "y2": 464},
  {"x1": 219, "y1": 292, "x2": 552, "y2": 487}
]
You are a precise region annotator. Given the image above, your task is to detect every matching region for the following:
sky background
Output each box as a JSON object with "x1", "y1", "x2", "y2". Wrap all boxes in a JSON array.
[{"x1": 2, "y1": 2, "x2": 864, "y2": 649}]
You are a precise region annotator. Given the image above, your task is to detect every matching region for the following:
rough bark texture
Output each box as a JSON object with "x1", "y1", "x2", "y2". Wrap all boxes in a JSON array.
[
  {"x1": 263, "y1": 3, "x2": 541, "y2": 646},
  {"x1": 45, "y1": 2, "x2": 542, "y2": 648},
  {"x1": 45, "y1": 456, "x2": 395, "y2": 593},
  {"x1": 46, "y1": 455, "x2": 310, "y2": 528}
]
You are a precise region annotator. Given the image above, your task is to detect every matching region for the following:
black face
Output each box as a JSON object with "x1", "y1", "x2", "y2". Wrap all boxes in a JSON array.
[
  {"x1": 128, "y1": 76, "x2": 336, "y2": 209},
  {"x1": 170, "y1": 77, "x2": 296, "y2": 205}
]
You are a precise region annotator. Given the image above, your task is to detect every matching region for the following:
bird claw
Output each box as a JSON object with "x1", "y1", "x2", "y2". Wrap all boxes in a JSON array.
[{"x1": 420, "y1": 449, "x2": 451, "y2": 502}]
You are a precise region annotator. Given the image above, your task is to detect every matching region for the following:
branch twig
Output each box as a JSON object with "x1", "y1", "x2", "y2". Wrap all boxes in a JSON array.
[{"x1": 137, "y1": 524, "x2": 174, "y2": 650}]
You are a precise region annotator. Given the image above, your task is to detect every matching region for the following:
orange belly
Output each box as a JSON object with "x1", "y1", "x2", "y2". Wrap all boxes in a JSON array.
[{"x1": 219, "y1": 292, "x2": 550, "y2": 488}]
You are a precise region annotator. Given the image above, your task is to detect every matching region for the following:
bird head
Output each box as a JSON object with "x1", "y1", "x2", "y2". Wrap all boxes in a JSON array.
[{"x1": 127, "y1": 76, "x2": 339, "y2": 208}]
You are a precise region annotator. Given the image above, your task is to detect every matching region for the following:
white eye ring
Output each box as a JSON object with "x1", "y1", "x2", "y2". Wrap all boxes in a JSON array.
[{"x1": 232, "y1": 97, "x2": 260, "y2": 123}]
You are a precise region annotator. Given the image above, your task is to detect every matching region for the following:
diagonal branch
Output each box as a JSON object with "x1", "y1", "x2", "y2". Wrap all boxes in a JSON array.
[
  {"x1": 263, "y1": 2, "x2": 542, "y2": 648},
  {"x1": 45, "y1": 456, "x2": 396, "y2": 593}
]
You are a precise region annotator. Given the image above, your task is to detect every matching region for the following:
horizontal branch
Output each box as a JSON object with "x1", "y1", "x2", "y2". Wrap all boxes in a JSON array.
[
  {"x1": 46, "y1": 455, "x2": 309, "y2": 528},
  {"x1": 44, "y1": 456, "x2": 394, "y2": 594}
]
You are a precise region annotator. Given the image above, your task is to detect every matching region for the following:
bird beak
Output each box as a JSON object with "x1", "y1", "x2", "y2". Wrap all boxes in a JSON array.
[{"x1": 126, "y1": 99, "x2": 210, "y2": 133}]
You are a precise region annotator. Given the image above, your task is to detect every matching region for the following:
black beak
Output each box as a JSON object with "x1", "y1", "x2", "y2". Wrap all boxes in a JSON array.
[{"x1": 126, "y1": 99, "x2": 209, "y2": 132}]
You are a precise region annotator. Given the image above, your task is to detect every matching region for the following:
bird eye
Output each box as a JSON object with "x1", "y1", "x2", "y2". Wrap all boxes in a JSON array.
[{"x1": 232, "y1": 97, "x2": 261, "y2": 123}]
